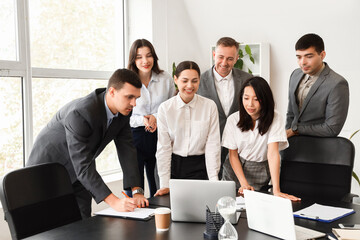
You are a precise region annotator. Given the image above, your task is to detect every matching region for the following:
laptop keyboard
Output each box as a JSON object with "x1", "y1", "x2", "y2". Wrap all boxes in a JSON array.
[{"x1": 295, "y1": 225, "x2": 325, "y2": 240}]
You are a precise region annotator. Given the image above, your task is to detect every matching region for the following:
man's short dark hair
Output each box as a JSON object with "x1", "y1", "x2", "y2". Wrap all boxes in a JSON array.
[
  {"x1": 216, "y1": 37, "x2": 240, "y2": 52},
  {"x1": 107, "y1": 68, "x2": 142, "y2": 91},
  {"x1": 295, "y1": 33, "x2": 325, "y2": 54}
]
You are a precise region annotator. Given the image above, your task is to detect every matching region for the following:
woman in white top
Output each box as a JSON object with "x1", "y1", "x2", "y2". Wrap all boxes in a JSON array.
[
  {"x1": 222, "y1": 76, "x2": 300, "y2": 200},
  {"x1": 127, "y1": 39, "x2": 175, "y2": 197},
  {"x1": 154, "y1": 61, "x2": 221, "y2": 196}
]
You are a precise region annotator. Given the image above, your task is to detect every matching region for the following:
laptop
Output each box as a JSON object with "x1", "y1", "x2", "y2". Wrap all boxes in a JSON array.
[
  {"x1": 169, "y1": 179, "x2": 240, "y2": 223},
  {"x1": 244, "y1": 190, "x2": 326, "y2": 240}
]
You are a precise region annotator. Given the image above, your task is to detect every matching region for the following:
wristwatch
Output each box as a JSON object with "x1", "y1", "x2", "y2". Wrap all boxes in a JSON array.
[{"x1": 132, "y1": 188, "x2": 144, "y2": 196}]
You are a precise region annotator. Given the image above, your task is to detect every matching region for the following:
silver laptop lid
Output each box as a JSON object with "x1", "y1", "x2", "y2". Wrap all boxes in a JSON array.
[
  {"x1": 244, "y1": 190, "x2": 297, "y2": 240},
  {"x1": 169, "y1": 179, "x2": 236, "y2": 222}
]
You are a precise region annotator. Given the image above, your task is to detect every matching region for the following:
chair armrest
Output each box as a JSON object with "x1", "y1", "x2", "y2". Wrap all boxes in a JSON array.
[{"x1": 342, "y1": 193, "x2": 359, "y2": 203}]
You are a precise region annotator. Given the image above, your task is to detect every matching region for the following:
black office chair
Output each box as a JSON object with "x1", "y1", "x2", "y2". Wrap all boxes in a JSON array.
[
  {"x1": 0, "y1": 163, "x2": 82, "y2": 239},
  {"x1": 280, "y1": 135, "x2": 357, "y2": 202}
]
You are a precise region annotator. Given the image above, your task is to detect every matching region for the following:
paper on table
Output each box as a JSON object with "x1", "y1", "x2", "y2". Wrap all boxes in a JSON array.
[
  {"x1": 332, "y1": 228, "x2": 360, "y2": 240},
  {"x1": 236, "y1": 196, "x2": 246, "y2": 210},
  {"x1": 95, "y1": 207, "x2": 155, "y2": 220},
  {"x1": 294, "y1": 203, "x2": 354, "y2": 222}
]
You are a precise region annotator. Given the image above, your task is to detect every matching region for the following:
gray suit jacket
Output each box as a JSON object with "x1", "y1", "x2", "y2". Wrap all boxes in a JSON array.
[
  {"x1": 286, "y1": 63, "x2": 349, "y2": 137},
  {"x1": 198, "y1": 67, "x2": 252, "y2": 136},
  {"x1": 27, "y1": 88, "x2": 141, "y2": 203}
]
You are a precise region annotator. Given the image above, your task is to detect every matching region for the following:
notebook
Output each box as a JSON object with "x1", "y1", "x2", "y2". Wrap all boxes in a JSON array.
[
  {"x1": 94, "y1": 207, "x2": 155, "y2": 221},
  {"x1": 244, "y1": 190, "x2": 326, "y2": 240},
  {"x1": 294, "y1": 203, "x2": 355, "y2": 222},
  {"x1": 169, "y1": 179, "x2": 239, "y2": 223}
]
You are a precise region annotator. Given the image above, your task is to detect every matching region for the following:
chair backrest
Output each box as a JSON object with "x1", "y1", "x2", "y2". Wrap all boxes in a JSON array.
[
  {"x1": 280, "y1": 136, "x2": 355, "y2": 201},
  {"x1": 0, "y1": 163, "x2": 82, "y2": 239}
]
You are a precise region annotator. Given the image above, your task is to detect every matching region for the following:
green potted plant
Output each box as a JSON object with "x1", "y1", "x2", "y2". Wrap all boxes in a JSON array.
[{"x1": 234, "y1": 44, "x2": 255, "y2": 74}]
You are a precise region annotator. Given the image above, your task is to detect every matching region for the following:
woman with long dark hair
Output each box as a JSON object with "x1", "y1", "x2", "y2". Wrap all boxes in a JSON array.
[
  {"x1": 127, "y1": 39, "x2": 175, "y2": 197},
  {"x1": 222, "y1": 76, "x2": 299, "y2": 200}
]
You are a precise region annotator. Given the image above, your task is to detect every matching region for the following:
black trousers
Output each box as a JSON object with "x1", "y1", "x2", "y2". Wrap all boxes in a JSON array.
[
  {"x1": 130, "y1": 127, "x2": 158, "y2": 197},
  {"x1": 171, "y1": 154, "x2": 208, "y2": 180},
  {"x1": 72, "y1": 181, "x2": 92, "y2": 219}
]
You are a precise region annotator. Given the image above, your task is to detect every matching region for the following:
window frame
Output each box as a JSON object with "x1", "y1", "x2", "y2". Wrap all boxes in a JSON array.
[{"x1": 0, "y1": 0, "x2": 126, "y2": 173}]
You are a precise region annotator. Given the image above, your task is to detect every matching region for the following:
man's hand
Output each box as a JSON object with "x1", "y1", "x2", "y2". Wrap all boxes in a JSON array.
[
  {"x1": 104, "y1": 193, "x2": 138, "y2": 212},
  {"x1": 133, "y1": 193, "x2": 149, "y2": 208},
  {"x1": 286, "y1": 128, "x2": 297, "y2": 138},
  {"x1": 154, "y1": 188, "x2": 170, "y2": 196}
]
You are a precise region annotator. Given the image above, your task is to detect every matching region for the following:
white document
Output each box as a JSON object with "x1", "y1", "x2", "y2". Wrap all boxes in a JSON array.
[
  {"x1": 94, "y1": 207, "x2": 155, "y2": 220},
  {"x1": 332, "y1": 228, "x2": 360, "y2": 240},
  {"x1": 294, "y1": 203, "x2": 355, "y2": 222},
  {"x1": 236, "y1": 196, "x2": 246, "y2": 210}
]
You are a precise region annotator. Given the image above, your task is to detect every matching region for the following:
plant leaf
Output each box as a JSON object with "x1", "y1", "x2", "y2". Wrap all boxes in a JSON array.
[
  {"x1": 172, "y1": 62, "x2": 176, "y2": 78},
  {"x1": 234, "y1": 59, "x2": 243, "y2": 70},
  {"x1": 350, "y1": 129, "x2": 360, "y2": 140},
  {"x1": 248, "y1": 68, "x2": 252, "y2": 74},
  {"x1": 353, "y1": 171, "x2": 360, "y2": 187},
  {"x1": 250, "y1": 56, "x2": 255, "y2": 64},
  {"x1": 238, "y1": 49, "x2": 244, "y2": 58},
  {"x1": 245, "y1": 45, "x2": 252, "y2": 56}
]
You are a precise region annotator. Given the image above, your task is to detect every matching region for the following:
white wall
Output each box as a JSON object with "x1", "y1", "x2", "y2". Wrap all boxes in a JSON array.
[{"x1": 148, "y1": 0, "x2": 360, "y2": 193}]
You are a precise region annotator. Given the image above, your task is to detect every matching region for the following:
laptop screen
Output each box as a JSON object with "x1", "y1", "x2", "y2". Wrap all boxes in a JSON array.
[
  {"x1": 244, "y1": 190, "x2": 297, "y2": 240},
  {"x1": 169, "y1": 179, "x2": 236, "y2": 222}
]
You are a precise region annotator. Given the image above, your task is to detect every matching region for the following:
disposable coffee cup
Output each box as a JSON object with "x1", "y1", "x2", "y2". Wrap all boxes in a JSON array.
[{"x1": 154, "y1": 207, "x2": 171, "y2": 231}]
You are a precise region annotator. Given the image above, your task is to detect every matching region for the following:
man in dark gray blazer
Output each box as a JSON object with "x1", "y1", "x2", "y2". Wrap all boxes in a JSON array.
[
  {"x1": 286, "y1": 33, "x2": 349, "y2": 138},
  {"x1": 197, "y1": 37, "x2": 252, "y2": 179},
  {"x1": 27, "y1": 69, "x2": 149, "y2": 218}
]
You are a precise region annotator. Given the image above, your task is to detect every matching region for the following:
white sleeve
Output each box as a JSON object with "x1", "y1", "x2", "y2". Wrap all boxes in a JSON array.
[
  {"x1": 130, "y1": 114, "x2": 144, "y2": 128},
  {"x1": 155, "y1": 103, "x2": 173, "y2": 188},
  {"x1": 204, "y1": 102, "x2": 220, "y2": 181},
  {"x1": 267, "y1": 112, "x2": 289, "y2": 151},
  {"x1": 221, "y1": 114, "x2": 238, "y2": 150}
]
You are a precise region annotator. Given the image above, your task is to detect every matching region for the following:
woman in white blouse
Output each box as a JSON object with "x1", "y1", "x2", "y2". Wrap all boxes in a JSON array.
[
  {"x1": 127, "y1": 39, "x2": 175, "y2": 197},
  {"x1": 154, "y1": 61, "x2": 221, "y2": 196},
  {"x1": 222, "y1": 76, "x2": 300, "y2": 201}
]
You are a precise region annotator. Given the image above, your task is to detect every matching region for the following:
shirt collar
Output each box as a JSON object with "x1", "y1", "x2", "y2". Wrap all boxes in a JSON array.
[
  {"x1": 175, "y1": 93, "x2": 198, "y2": 109},
  {"x1": 150, "y1": 71, "x2": 160, "y2": 82},
  {"x1": 213, "y1": 67, "x2": 233, "y2": 82},
  {"x1": 104, "y1": 94, "x2": 118, "y2": 121}
]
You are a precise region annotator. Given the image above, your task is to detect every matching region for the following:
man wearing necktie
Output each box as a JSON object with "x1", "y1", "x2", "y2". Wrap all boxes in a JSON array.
[
  {"x1": 27, "y1": 69, "x2": 149, "y2": 218},
  {"x1": 198, "y1": 37, "x2": 252, "y2": 179},
  {"x1": 286, "y1": 33, "x2": 349, "y2": 138}
]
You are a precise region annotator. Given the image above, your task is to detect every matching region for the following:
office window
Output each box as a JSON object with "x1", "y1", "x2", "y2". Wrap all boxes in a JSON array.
[
  {"x1": 29, "y1": 0, "x2": 123, "y2": 71},
  {"x1": 0, "y1": 0, "x2": 125, "y2": 177},
  {"x1": 0, "y1": 77, "x2": 23, "y2": 176},
  {"x1": 0, "y1": 0, "x2": 17, "y2": 61}
]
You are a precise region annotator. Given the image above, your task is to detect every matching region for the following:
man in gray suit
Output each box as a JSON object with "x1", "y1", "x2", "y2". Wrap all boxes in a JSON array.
[
  {"x1": 197, "y1": 37, "x2": 252, "y2": 179},
  {"x1": 286, "y1": 33, "x2": 349, "y2": 138},
  {"x1": 27, "y1": 69, "x2": 149, "y2": 218}
]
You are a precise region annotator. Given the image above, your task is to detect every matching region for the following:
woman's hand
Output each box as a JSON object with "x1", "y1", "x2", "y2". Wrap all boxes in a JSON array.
[
  {"x1": 238, "y1": 184, "x2": 254, "y2": 194},
  {"x1": 154, "y1": 187, "x2": 170, "y2": 196},
  {"x1": 273, "y1": 191, "x2": 301, "y2": 201},
  {"x1": 144, "y1": 115, "x2": 157, "y2": 132}
]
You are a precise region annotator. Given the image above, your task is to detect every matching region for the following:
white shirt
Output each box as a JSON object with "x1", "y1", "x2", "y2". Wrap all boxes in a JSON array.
[
  {"x1": 156, "y1": 94, "x2": 221, "y2": 188},
  {"x1": 222, "y1": 111, "x2": 288, "y2": 162},
  {"x1": 213, "y1": 67, "x2": 234, "y2": 116},
  {"x1": 130, "y1": 71, "x2": 175, "y2": 128}
]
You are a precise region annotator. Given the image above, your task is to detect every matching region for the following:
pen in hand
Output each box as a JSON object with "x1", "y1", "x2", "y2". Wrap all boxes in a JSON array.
[{"x1": 122, "y1": 191, "x2": 141, "y2": 208}]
